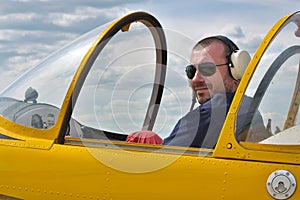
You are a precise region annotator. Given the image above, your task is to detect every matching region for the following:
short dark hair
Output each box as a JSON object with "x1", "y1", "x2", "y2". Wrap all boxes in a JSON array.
[{"x1": 193, "y1": 37, "x2": 230, "y2": 59}]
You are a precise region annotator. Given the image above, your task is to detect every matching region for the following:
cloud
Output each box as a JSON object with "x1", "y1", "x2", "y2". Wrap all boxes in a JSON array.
[
  {"x1": 0, "y1": 29, "x2": 78, "y2": 85},
  {"x1": 47, "y1": 6, "x2": 131, "y2": 28},
  {"x1": 0, "y1": 1, "x2": 138, "y2": 90},
  {"x1": 220, "y1": 24, "x2": 245, "y2": 38}
]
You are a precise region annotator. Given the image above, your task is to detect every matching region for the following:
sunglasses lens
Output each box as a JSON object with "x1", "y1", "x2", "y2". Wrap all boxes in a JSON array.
[
  {"x1": 185, "y1": 65, "x2": 196, "y2": 79},
  {"x1": 198, "y1": 62, "x2": 216, "y2": 76}
]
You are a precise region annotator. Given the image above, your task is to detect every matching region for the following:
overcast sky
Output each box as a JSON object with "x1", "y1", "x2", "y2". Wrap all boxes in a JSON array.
[{"x1": 0, "y1": 0, "x2": 297, "y2": 90}]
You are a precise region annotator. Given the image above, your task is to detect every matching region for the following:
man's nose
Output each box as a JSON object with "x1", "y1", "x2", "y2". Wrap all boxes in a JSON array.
[{"x1": 192, "y1": 70, "x2": 205, "y2": 82}]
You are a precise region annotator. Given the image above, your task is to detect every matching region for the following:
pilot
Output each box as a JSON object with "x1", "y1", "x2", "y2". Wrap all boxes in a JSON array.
[{"x1": 127, "y1": 35, "x2": 271, "y2": 148}]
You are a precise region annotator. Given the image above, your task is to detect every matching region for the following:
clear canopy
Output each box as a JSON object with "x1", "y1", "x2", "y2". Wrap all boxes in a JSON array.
[
  {"x1": 237, "y1": 12, "x2": 300, "y2": 145},
  {"x1": 0, "y1": 16, "x2": 196, "y2": 138}
]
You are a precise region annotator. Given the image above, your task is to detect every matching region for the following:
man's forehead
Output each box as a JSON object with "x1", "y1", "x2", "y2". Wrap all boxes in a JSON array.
[
  {"x1": 190, "y1": 43, "x2": 225, "y2": 62},
  {"x1": 190, "y1": 47, "x2": 214, "y2": 63}
]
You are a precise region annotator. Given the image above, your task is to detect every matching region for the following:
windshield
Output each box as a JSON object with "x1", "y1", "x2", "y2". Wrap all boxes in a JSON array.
[
  {"x1": 236, "y1": 12, "x2": 300, "y2": 145},
  {"x1": 71, "y1": 26, "x2": 195, "y2": 138},
  {"x1": 0, "y1": 14, "x2": 195, "y2": 136},
  {"x1": 0, "y1": 21, "x2": 112, "y2": 129}
]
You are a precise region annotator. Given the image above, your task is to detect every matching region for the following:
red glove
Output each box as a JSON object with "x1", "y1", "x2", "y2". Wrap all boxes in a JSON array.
[{"x1": 126, "y1": 130, "x2": 162, "y2": 144}]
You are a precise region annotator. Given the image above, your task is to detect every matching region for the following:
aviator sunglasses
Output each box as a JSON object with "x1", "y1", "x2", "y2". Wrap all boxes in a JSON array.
[{"x1": 185, "y1": 62, "x2": 228, "y2": 79}]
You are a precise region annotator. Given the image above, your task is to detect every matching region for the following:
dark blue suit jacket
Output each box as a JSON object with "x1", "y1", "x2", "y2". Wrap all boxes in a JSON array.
[{"x1": 163, "y1": 93, "x2": 263, "y2": 148}]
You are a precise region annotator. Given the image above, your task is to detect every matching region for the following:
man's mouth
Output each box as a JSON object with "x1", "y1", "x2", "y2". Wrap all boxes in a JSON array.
[
  {"x1": 195, "y1": 86, "x2": 208, "y2": 91},
  {"x1": 194, "y1": 83, "x2": 210, "y2": 93}
]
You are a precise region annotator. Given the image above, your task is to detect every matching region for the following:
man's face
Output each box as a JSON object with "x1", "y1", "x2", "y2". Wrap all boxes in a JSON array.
[{"x1": 189, "y1": 42, "x2": 233, "y2": 104}]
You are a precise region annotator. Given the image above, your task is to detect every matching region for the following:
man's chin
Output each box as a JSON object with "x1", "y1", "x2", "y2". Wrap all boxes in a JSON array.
[{"x1": 196, "y1": 94, "x2": 211, "y2": 104}]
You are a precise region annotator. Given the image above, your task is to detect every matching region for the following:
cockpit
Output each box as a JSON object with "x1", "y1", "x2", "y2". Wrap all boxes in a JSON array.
[{"x1": 0, "y1": 11, "x2": 300, "y2": 152}]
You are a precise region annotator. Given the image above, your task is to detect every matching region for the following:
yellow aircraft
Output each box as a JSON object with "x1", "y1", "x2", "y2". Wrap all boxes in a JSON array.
[{"x1": 1, "y1": 10, "x2": 300, "y2": 200}]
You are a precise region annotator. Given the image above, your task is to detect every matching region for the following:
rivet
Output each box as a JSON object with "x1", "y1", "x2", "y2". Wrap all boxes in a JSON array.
[{"x1": 226, "y1": 143, "x2": 232, "y2": 149}]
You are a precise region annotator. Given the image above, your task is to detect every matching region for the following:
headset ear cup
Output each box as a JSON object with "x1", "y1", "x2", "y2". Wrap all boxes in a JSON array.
[{"x1": 230, "y1": 50, "x2": 251, "y2": 80}]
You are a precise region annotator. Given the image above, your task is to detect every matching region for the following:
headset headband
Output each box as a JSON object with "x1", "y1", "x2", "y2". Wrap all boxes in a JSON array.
[{"x1": 213, "y1": 35, "x2": 239, "y2": 52}]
